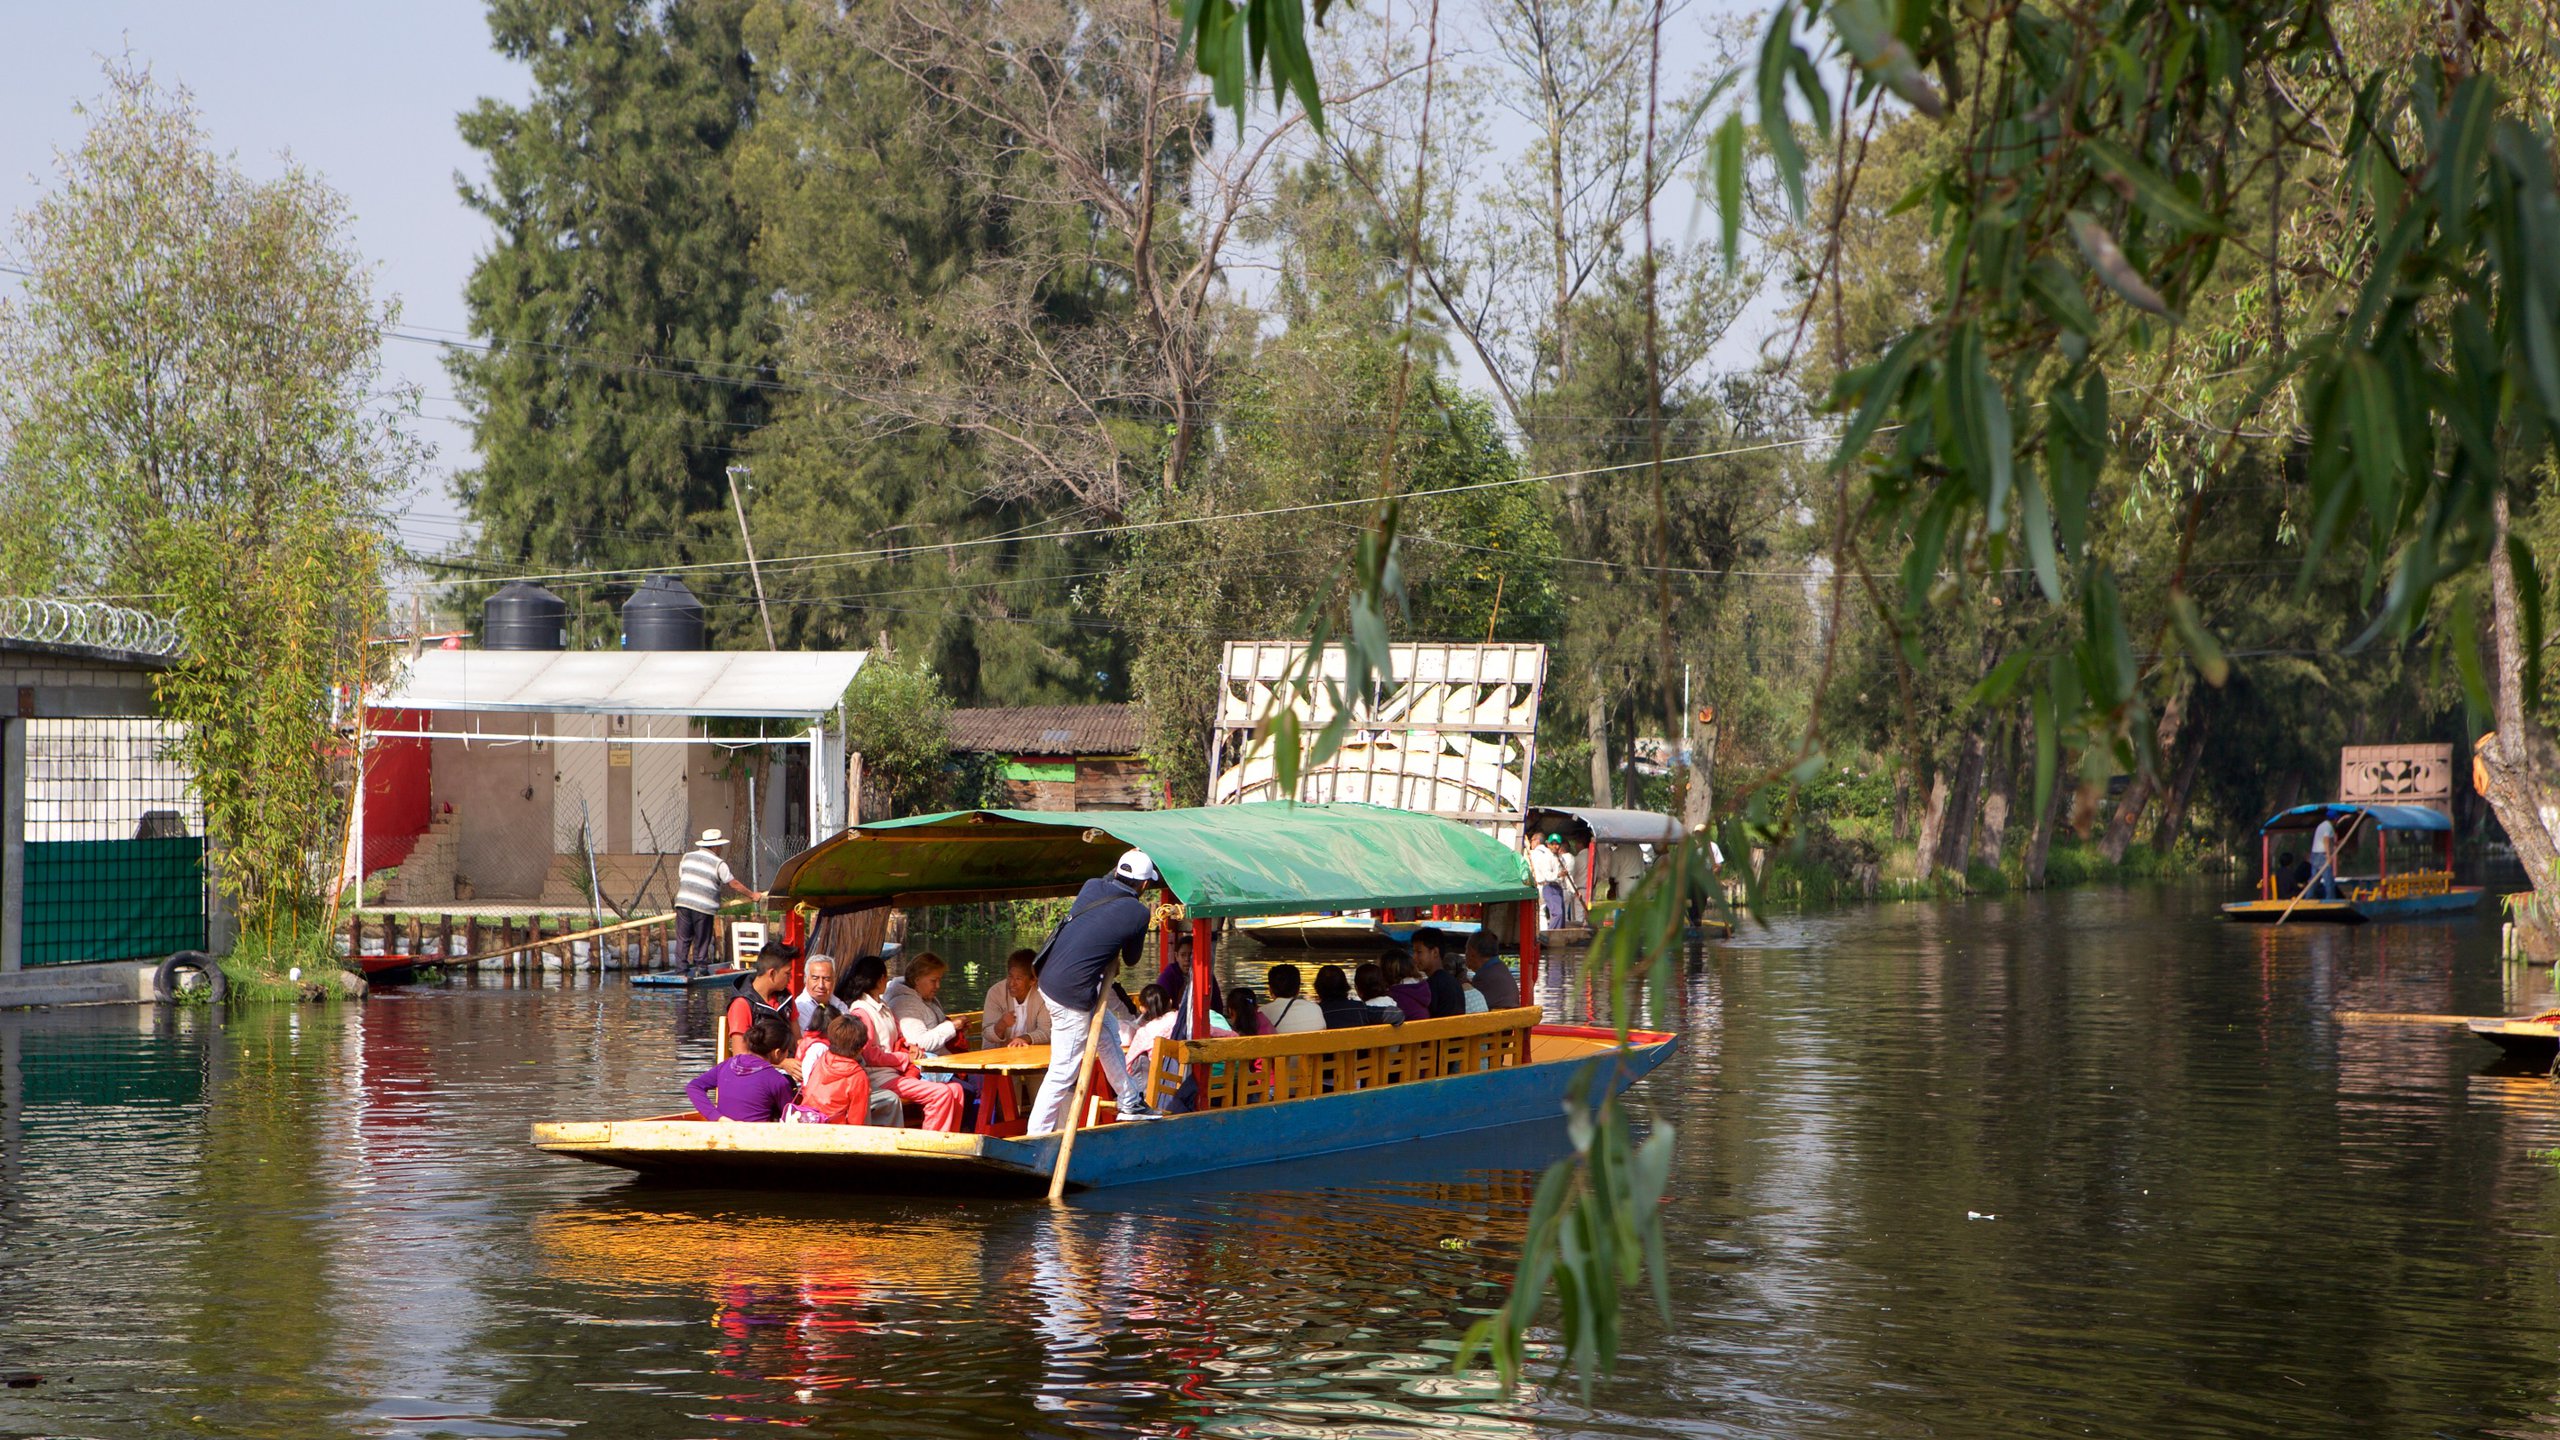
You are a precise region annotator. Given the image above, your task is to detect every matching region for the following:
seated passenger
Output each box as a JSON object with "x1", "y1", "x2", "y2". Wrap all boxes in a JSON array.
[
  {"x1": 1379, "y1": 952, "x2": 1431, "y2": 1022},
  {"x1": 1124, "y1": 983, "x2": 1178, "y2": 1073},
  {"x1": 794, "y1": 953, "x2": 852, "y2": 1034},
  {"x1": 2278, "y1": 849, "x2": 2312, "y2": 898},
  {"x1": 1127, "y1": 982, "x2": 1243, "y2": 1057},
  {"x1": 1258, "y1": 964, "x2": 1326, "y2": 1034},
  {"x1": 884, "y1": 952, "x2": 964, "y2": 1060},
  {"x1": 723, "y1": 949, "x2": 801, "y2": 1061},
  {"x1": 795, "y1": 1015, "x2": 876, "y2": 1124},
  {"x1": 844, "y1": 953, "x2": 965, "y2": 1132},
  {"x1": 1320, "y1": 964, "x2": 1397, "y2": 1029},
  {"x1": 1466, "y1": 929, "x2": 1520, "y2": 1010},
  {"x1": 1411, "y1": 931, "x2": 1468, "y2": 1018},
  {"x1": 1225, "y1": 984, "x2": 1268, "y2": 1037},
  {"x1": 981, "y1": 948, "x2": 1051, "y2": 1047},
  {"x1": 687, "y1": 1016, "x2": 799, "y2": 1122}
]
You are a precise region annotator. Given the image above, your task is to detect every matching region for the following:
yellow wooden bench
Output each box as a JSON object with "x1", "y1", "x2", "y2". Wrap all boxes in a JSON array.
[{"x1": 1143, "y1": 1006, "x2": 1542, "y2": 1110}]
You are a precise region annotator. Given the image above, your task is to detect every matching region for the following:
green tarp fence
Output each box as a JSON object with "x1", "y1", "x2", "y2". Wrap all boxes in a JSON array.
[{"x1": 22, "y1": 837, "x2": 207, "y2": 967}]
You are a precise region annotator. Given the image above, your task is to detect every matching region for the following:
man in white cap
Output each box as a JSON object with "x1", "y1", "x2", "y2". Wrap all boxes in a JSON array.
[
  {"x1": 1027, "y1": 848, "x2": 1162, "y2": 1128},
  {"x1": 675, "y1": 827, "x2": 760, "y2": 974}
]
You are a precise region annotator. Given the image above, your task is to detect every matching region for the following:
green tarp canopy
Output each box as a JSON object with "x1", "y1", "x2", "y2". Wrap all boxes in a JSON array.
[{"x1": 768, "y1": 803, "x2": 1535, "y2": 919}]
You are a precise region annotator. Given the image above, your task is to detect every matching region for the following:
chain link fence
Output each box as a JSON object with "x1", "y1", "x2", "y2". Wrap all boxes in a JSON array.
[{"x1": 19, "y1": 718, "x2": 207, "y2": 967}]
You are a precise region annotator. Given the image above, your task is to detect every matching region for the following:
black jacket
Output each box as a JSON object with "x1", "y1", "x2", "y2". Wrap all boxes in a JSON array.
[{"x1": 1035, "y1": 876, "x2": 1152, "y2": 1009}]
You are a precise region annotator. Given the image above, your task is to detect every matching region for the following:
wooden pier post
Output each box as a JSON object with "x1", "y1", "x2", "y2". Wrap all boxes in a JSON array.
[
  {"x1": 348, "y1": 914, "x2": 364, "y2": 964},
  {"x1": 464, "y1": 916, "x2": 482, "y2": 971},
  {"x1": 438, "y1": 914, "x2": 453, "y2": 964}
]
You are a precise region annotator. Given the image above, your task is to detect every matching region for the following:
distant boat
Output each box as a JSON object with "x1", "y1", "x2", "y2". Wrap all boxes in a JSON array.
[
  {"x1": 1235, "y1": 915, "x2": 1485, "y2": 948},
  {"x1": 629, "y1": 966, "x2": 754, "y2": 990},
  {"x1": 2221, "y1": 803, "x2": 2484, "y2": 924},
  {"x1": 2467, "y1": 1014, "x2": 2559, "y2": 1066}
]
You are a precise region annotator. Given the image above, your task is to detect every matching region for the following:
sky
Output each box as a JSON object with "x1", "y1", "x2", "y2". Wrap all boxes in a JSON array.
[
  {"x1": 0, "y1": 2, "x2": 524, "y2": 570},
  {"x1": 0, "y1": 0, "x2": 1769, "y2": 610}
]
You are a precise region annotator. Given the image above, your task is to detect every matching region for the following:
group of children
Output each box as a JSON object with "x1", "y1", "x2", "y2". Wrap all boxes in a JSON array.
[{"x1": 686, "y1": 945, "x2": 970, "y2": 1132}]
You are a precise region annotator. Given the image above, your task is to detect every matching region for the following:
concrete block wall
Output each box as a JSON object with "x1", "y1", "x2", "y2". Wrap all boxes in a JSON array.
[{"x1": 0, "y1": 653, "x2": 161, "y2": 720}]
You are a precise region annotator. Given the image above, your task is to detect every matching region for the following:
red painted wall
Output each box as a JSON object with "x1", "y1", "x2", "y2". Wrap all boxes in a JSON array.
[{"x1": 361, "y1": 708, "x2": 433, "y2": 874}]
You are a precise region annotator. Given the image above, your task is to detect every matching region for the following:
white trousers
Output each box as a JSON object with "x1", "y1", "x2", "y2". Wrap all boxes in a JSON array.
[{"x1": 1029, "y1": 989, "x2": 1137, "y2": 1132}]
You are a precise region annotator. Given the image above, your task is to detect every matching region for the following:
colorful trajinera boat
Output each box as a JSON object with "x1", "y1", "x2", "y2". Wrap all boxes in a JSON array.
[
  {"x1": 2219, "y1": 803, "x2": 2483, "y2": 924},
  {"x1": 532, "y1": 803, "x2": 1677, "y2": 1193}
]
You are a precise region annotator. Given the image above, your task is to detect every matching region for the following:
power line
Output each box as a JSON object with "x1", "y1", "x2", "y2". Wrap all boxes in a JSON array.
[{"x1": 466, "y1": 436, "x2": 1831, "y2": 589}]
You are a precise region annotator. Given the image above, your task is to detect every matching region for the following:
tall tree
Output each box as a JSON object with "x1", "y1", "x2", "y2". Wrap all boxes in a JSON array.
[
  {"x1": 450, "y1": 0, "x2": 770, "y2": 640},
  {"x1": 721, "y1": 0, "x2": 1134, "y2": 699},
  {"x1": 0, "y1": 65, "x2": 413, "y2": 957},
  {"x1": 1105, "y1": 162, "x2": 1565, "y2": 801}
]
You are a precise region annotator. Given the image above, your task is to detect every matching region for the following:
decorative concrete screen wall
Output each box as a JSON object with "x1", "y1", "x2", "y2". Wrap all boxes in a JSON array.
[
  {"x1": 2340, "y1": 743, "x2": 2456, "y2": 816},
  {"x1": 1206, "y1": 642, "x2": 1549, "y2": 847}
]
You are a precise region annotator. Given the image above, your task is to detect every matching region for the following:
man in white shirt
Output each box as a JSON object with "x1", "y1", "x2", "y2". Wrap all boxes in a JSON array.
[
  {"x1": 2309, "y1": 815, "x2": 2341, "y2": 900},
  {"x1": 1528, "y1": 833, "x2": 1569, "y2": 930},
  {"x1": 979, "y1": 948, "x2": 1051, "y2": 1047},
  {"x1": 674, "y1": 828, "x2": 758, "y2": 973}
]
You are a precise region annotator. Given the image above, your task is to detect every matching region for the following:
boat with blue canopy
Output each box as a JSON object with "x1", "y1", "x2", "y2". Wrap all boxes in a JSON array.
[
  {"x1": 532, "y1": 803, "x2": 1677, "y2": 1193},
  {"x1": 2220, "y1": 802, "x2": 2483, "y2": 923}
]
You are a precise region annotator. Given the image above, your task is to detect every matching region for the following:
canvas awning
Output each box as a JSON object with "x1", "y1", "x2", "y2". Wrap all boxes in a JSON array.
[
  {"x1": 2257, "y1": 802, "x2": 2451, "y2": 833},
  {"x1": 1525, "y1": 805, "x2": 1684, "y2": 846},
  {"x1": 376, "y1": 649, "x2": 866, "y2": 720},
  {"x1": 768, "y1": 803, "x2": 1536, "y2": 918}
]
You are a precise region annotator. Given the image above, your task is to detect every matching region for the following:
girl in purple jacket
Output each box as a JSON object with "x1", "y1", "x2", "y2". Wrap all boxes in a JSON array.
[{"x1": 687, "y1": 1017, "x2": 798, "y2": 1122}]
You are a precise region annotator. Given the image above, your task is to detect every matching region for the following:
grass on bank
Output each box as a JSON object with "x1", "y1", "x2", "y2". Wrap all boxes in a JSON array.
[{"x1": 217, "y1": 907, "x2": 364, "y2": 1002}]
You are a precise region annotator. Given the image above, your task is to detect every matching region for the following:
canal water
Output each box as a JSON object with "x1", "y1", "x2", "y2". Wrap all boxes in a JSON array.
[{"x1": 1, "y1": 881, "x2": 2553, "y2": 1439}]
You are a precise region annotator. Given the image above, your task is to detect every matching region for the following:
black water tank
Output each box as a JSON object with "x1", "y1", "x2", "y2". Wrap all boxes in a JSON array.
[
  {"x1": 482, "y1": 581, "x2": 567, "y2": 650},
  {"x1": 621, "y1": 574, "x2": 707, "y2": 650}
]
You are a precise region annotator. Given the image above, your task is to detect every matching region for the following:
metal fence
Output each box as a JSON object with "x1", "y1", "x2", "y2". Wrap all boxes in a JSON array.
[{"x1": 19, "y1": 718, "x2": 207, "y2": 968}]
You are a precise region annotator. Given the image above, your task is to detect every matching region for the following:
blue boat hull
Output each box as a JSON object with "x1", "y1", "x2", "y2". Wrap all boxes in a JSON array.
[
  {"x1": 2347, "y1": 889, "x2": 2484, "y2": 921},
  {"x1": 987, "y1": 1031, "x2": 1680, "y2": 1190},
  {"x1": 2220, "y1": 887, "x2": 2484, "y2": 924},
  {"x1": 630, "y1": 968, "x2": 754, "y2": 990},
  {"x1": 534, "y1": 1030, "x2": 1681, "y2": 1194}
]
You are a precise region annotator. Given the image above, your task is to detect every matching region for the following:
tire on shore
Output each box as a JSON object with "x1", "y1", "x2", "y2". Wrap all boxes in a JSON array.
[{"x1": 152, "y1": 951, "x2": 229, "y2": 1004}]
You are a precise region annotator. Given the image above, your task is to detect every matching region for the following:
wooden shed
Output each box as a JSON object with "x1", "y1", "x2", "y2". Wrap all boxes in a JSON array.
[{"x1": 946, "y1": 705, "x2": 1159, "y2": 811}]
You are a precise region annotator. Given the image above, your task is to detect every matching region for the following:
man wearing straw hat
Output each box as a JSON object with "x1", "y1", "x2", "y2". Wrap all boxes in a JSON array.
[{"x1": 676, "y1": 828, "x2": 761, "y2": 974}]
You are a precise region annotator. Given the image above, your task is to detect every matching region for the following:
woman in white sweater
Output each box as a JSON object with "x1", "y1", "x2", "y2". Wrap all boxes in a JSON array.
[{"x1": 883, "y1": 951, "x2": 962, "y2": 1059}]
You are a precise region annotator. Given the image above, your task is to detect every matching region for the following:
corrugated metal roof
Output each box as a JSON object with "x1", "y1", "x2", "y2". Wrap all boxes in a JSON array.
[
  {"x1": 947, "y1": 704, "x2": 1146, "y2": 755},
  {"x1": 378, "y1": 649, "x2": 866, "y2": 719}
]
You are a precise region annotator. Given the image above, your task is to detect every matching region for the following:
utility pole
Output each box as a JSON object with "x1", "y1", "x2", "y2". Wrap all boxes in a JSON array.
[{"x1": 726, "y1": 464, "x2": 778, "y2": 648}]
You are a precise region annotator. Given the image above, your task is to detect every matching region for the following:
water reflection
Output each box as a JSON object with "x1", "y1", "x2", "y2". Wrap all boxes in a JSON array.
[{"x1": 0, "y1": 883, "x2": 2555, "y2": 1437}]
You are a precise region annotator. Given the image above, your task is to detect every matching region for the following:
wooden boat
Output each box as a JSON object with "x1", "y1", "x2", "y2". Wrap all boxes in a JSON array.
[
  {"x1": 1235, "y1": 913, "x2": 1391, "y2": 948},
  {"x1": 2221, "y1": 802, "x2": 2486, "y2": 924},
  {"x1": 629, "y1": 966, "x2": 756, "y2": 990},
  {"x1": 1234, "y1": 914, "x2": 1486, "y2": 948},
  {"x1": 533, "y1": 803, "x2": 1674, "y2": 1193},
  {"x1": 2467, "y1": 1015, "x2": 2560, "y2": 1066},
  {"x1": 534, "y1": 1015, "x2": 1673, "y2": 1193}
]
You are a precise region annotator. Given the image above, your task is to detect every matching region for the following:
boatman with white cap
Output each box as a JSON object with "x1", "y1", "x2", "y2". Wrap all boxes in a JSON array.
[
  {"x1": 675, "y1": 827, "x2": 762, "y2": 974},
  {"x1": 1027, "y1": 848, "x2": 1163, "y2": 1129}
]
